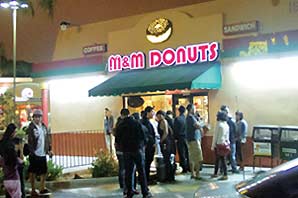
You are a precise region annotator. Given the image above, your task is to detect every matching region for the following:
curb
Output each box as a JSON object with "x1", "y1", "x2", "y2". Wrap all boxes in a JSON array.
[{"x1": 22, "y1": 176, "x2": 118, "y2": 190}]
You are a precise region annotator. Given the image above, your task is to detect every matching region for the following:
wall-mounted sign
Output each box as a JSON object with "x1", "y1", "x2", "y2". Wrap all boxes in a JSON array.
[
  {"x1": 223, "y1": 29, "x2": 298, "y2": 58},
  {"x1": 108, "y1": 42, "x2": 219, "y2": 72},
  {"x1": 146, "y1": 18, "x2": 173, "y2": 44},
  {"x1": 223, "y1": 21, "x2": 259, "y2": 36},
  {"x1": 82, "y1": 43, "x2": 107, "y2": 56}
]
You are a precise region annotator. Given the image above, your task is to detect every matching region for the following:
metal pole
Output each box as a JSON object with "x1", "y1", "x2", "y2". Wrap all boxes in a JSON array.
[{"x1": 12, "y1": 8, "x2": 17, "y2": 121}]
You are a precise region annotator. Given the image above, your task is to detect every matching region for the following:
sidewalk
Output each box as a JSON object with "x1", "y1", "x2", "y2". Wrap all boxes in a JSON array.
[{"x1": 50, "y1": 166, "x2": 270, "y2": 198}]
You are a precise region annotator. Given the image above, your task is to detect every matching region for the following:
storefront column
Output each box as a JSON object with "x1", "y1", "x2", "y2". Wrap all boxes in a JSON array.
[{"x1": 41, "y1": 83, "x2": 49, "y2": 126}]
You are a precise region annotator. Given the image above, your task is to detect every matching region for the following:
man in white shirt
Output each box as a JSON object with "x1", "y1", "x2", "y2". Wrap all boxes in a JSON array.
[{"x1": 27, "y1": 109, "x2": 52, "y2": 196}]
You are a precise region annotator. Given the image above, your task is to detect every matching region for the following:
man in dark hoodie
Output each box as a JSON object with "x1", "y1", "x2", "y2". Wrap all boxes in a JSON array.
[{"x1": 116, "y1": 108, "x2": 152, "y2": 198}]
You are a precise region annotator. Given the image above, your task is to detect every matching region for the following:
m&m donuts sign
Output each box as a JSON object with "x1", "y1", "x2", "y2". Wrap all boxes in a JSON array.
[{"x1": 108, "y1": 42, "x2": 220, "y2": 72}]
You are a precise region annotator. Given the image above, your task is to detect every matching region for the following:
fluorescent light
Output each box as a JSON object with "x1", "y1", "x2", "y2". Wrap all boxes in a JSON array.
[
  {"x1": 20, "y1": 3, "x2": 28, "y2": 8},
  {"x1": 0, "y1": 2, "x2": 10, "y2": 8},
  {"x1": 231, "y1": 56, "x2": 298, "y2": 90}
]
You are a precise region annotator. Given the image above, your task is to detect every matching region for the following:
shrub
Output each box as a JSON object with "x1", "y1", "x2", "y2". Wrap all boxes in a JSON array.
[
  {"x1": 46, "y1": 160, "x2": 63, "y2": 181},
  {"x1": 23, "y1": 158, "x2": 63, "y2": 181},
  {"x1": 91, "y1": 150, "x2": 118, "y2": 178}
]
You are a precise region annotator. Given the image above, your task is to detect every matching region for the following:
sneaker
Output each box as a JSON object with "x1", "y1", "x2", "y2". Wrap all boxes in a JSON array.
[
  {"x1": 31, "y1": 190, "x2": 39, "y2": 197},
  {"x1": 133, "y1": 189, "x2": 140, "y2": 195},
  {"x1": 143, "y1": 192, "x2": 153, "y2": 198},
  {"x1": 232, "y1": 169, "x2": 240, "y2": 174},
  {"x1": 210, "y1": 174, "x2": 218, "y2": 178},
  {"x1": 40, "y1": 189, "x2": 51, "y2": 194},
  {"x1": 218, "y1": 175, "x2": 228, "y2": 180}
]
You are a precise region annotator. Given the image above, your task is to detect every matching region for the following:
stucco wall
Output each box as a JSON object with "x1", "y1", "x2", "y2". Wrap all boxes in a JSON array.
[{"x1": 49, "y1": 0, "x2": 298, "y2": 133}]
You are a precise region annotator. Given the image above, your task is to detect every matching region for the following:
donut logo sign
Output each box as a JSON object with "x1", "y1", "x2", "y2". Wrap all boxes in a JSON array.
[{"x1": 108, "y1": 42, "x2": 219, "y2": 72}]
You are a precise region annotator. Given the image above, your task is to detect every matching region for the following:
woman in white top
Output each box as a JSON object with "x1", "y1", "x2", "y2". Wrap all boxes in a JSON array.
[{"x1": 211, "y1": 111, "x2": 230, "y2": 180}]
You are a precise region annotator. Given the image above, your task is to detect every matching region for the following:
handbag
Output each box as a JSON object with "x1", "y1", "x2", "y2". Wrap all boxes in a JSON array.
[{"x1": 216, "y1": 142, "x2": 230, "y2": 156}]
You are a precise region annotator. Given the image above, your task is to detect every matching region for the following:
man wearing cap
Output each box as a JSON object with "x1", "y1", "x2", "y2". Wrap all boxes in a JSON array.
[
  {"x1": 141, "y1": 106, "x2": 156, "y2": 184},
  {"x1": 27, "y1": 109, "x2": 52, "y2": 196}
]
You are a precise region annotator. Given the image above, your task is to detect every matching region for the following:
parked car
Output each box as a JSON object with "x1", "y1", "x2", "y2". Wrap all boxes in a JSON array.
[{"x1": 194, "y1": 158, "x2": 298, "y2": 198}]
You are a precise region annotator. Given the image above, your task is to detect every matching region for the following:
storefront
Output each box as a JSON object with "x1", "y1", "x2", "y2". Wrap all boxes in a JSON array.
[{"x1": 31, "y1": 0, "x2": 298, "y2": 166}]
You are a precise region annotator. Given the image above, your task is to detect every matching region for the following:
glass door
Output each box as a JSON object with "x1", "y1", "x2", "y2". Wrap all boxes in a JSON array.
[{"x1": 172, "y1": 93, "x2": 209, "y2": 123}]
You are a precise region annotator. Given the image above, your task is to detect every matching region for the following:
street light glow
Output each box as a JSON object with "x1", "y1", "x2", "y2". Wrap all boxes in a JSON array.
[
  {"x1": 0, "y1": 2, "x2": 9, "y2": 8},
  {"x1": 0, "y1": 0, "x2": 28, "y2": 122},
  {"x1": 0, "y1": 1, "x2": 28, "y2": 9},
  {"x1": 9, "y1": 1, "x2": 19, "y2": 6}
]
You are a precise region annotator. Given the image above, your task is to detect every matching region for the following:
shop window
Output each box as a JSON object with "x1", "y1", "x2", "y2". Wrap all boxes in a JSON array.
[{"x1": 124, "y1": 94, "x2": 172, "y2": 115}]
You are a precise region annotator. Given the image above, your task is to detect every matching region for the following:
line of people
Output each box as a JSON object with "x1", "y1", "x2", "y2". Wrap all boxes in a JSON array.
[{"x1": 211, "y1": 105, "x2": 248, "y2": 180}]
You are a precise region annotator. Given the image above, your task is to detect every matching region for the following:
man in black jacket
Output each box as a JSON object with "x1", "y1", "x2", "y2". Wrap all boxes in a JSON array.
[
  {"x1": 174, "y1": 106, "x2": 189, "y2": 173},
  {"x1": 141, "y1": 106, "x2": 156, "y2": 184},
  {"x1": 116, "y1": 108, "x2": 152, "y2": 198}
]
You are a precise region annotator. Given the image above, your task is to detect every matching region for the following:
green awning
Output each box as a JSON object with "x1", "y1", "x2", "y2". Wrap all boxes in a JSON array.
[{"x1": 88, "y1": 62, "x2": 221, "y2": 96}]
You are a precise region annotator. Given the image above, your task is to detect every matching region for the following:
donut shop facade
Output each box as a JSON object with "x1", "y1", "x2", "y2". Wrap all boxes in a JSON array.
[{"x1": 32, "y1": 0, "x2": 298, "y2": 165}]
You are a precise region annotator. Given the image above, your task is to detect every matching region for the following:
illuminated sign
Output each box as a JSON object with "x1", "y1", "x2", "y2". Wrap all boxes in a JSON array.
[
  {"x1": 108, "y1": 42, "x2": 219, "y2": 72},
  {"x1": 223, "y1": 21, "x2": 259, "y2": 36}
]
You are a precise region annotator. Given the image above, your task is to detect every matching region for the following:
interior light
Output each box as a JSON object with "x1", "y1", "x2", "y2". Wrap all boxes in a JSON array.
[
  {"x1": 231, "y1": 56, "x2": 298, "y2": 90},
  {"x1": 0, "y1": 2, "x2": 10, "y2": 8}
]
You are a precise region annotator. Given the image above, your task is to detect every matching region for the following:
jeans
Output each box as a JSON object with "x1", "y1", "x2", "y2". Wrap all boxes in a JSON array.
[
  {"x1": 145, "y1": 146, "x2": 155, "y2": 182},
  {"x1": 116, "y1": 152, "x2": 125, "y2": 189},
  {"x1": 105, "y1": 134, "x2": 113, "y2": 154},
  {"x1": 177, "y1": 137, "x2": 189, "y2": 172},
  {"x1": 124, "y1": 149, "x2": 149, "y2": 197},
  {"x1": 230, "y1": 143, "x2": 237, "y2": 171},
  {"x1": 214, "y1": 151, "x2": 227, "y2": 176}
]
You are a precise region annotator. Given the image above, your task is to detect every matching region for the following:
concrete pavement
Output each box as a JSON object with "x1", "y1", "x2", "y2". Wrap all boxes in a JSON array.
[{"x1": 50, "y1": 166, "x2": 270, "y2": 198}]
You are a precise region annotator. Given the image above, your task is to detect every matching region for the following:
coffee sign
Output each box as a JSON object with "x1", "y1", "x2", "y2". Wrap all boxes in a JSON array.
[
  {"x1": 223, "y1": 21, "x2": 259, "y2": 36},
  {"x1": 82, "y1": 43, "x2": 107, "y2": 55}
]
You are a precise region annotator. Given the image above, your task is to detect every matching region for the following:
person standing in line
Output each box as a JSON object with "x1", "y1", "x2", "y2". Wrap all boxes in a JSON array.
[
  {"x1": 235, "y1": 111, "x2": 248, "y2": 171},
  {"x1": 173, "y1": 106, "x2": 189, "y2": 173},
  {"x1": 211, "y1": 111, "x2": 230, "y2": 180},
  {"x1": 186, "y1": 104, "x2": 204, "y2": 180},
  {"x1": 27, "y1": 109, "x2": 52, "y2": 196},
  {"x1": 141, "y1": 106, "x2": 156, "y2": 184},
  {"x1": 0, "y1": 123, "x2": 22, "y2": 198},
  {"x1": 220, "y1": 105, "x2": 238, "y2": 173},
  {"x1": 116, "y1": 108, "x2": 152, "y2": 198},
  {"x1": 156, "y1": 110, "x2": 175, "y2": 182},
  {"x1": 104, "y1": 108, "x2": 114, "y2": 155}
]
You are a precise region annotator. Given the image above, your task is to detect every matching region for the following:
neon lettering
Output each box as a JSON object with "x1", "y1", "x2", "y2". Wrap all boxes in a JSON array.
[
  {"x1": 162, "y1": 48, "x2": 176, "y2": 66},
  {"x1": 130, "y1": 52, "x2": 145, "y2": 70},
  {"x1": 107, "y1": 42, "x2": 220, "y2": 72},
  {"x1": 176, "y1": 47, "x2": 187, "y2": 65},
  {"x1": 198, "y1": 43, "x2": 209, "y2": 62},
  {"x1": 149, "y1": 50, "x2": 162, "y2": 68},
  {"x1": 209, "y1": 42, "x2": 219, "y2": 61},
  {"x1": 187, "y1": 45, "x2": 199, "y2": 63}
]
